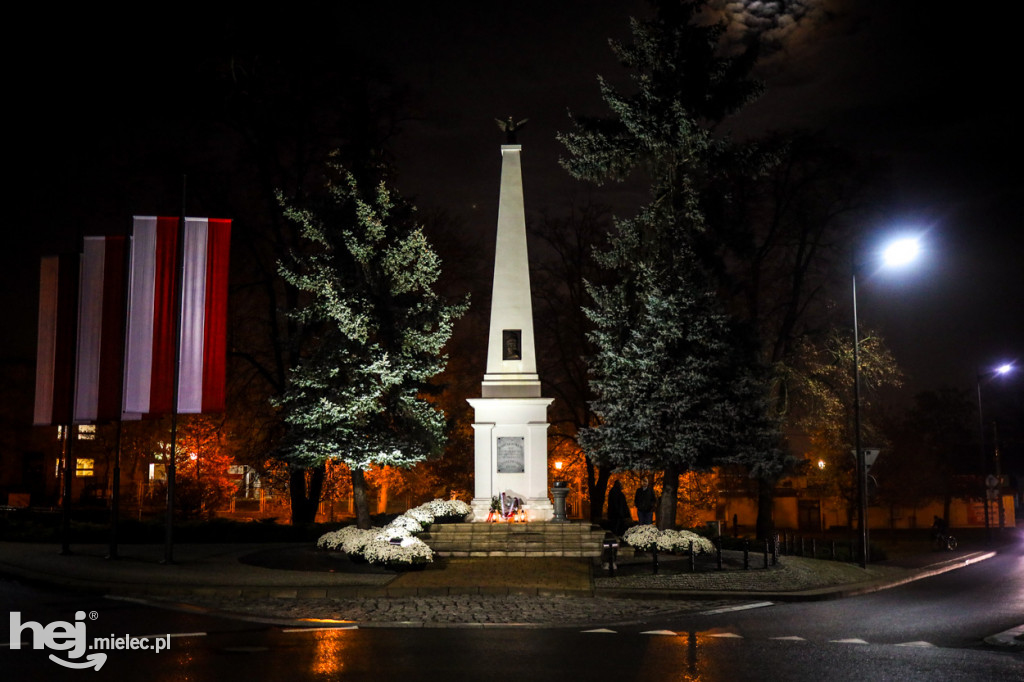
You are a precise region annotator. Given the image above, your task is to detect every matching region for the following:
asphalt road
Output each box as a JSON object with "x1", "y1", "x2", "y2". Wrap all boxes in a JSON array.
[
  {"x1": 2, "y1": 543, "x2": 1021, "y2": 680},
  {"x1": 629, "y1": 540, "x2": 1024, "y2": 648}
]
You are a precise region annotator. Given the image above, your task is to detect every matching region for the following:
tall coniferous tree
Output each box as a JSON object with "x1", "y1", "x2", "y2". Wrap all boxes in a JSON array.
[
  {"x1": 560, "y1": 0, "x2": 779, "y2": 527},
  {"x1": 275, "y1": 158, "x2": 467, "y2": 529}
]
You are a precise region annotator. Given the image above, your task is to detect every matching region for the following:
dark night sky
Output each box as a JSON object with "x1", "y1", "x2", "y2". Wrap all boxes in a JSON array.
[{"x1": 6, "y1": 1, "x2": 1022, "y2": 404}]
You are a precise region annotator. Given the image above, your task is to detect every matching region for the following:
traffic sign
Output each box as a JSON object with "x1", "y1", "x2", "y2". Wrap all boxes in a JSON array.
[{"x1": 851, "y1": 448, "x2": 881, "y2": 470}]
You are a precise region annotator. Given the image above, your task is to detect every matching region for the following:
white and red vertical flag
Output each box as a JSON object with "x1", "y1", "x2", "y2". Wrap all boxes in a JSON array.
[
  {"x1": 123, "y1": 216, "x2": 231, "y2": 415},
  {"x1": 73, "y1": 236, "x2": 129, "y2": 423},
  {"x1": 34, "y1": 255, "x2": 79, "y2": 426}
]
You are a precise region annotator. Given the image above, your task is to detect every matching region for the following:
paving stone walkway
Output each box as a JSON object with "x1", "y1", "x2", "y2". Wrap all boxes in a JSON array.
[
  {"x1": 153, "y1": 554, "x2": 907, "y2": 626},
  {"x1": 155, "y1": 593, "x2": 732, "y2": 627}
]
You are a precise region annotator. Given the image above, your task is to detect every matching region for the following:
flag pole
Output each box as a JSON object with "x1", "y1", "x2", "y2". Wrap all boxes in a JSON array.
[
  {"x1": 163, "y1": 176, "x2": 187, "y2": 564},
  {"x1": 108, "y1": 235, "x2": 132, "y2": 560},
  {"x1": 59, "y1": 423, "x2": 75, "y2": 555},
  {"x1": 60, "y1": 252, "x2": 80, "y2": 556}
]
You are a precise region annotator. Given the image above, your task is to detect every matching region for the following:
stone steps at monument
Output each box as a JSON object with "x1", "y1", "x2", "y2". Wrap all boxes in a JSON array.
[{"x1": 421, "y1": 522, "x2": 607, "y2": 558}]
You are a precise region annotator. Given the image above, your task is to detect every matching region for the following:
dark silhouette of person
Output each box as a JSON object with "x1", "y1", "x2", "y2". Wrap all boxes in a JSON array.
[
  {"x1": 634, "y1": 478, "x2": 656, "y2": 525},
  {"x1": 931, "y1": 515, "x2": 948, "y2": 540},
  {"x1": 607, "y1": 480, "x2": 629, "y2": 536}
]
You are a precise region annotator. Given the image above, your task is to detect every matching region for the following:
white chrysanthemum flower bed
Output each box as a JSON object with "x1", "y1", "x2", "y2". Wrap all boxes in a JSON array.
[
  {"x1": 361, "y1": 535, "x2": 434, "y2": 565},
  {"x1": 383, "y1": 514, "x2": 423, "y2": 536},
  {"x1": 404, "y1": 506, "x2": 435, "y2": 528},
  {"x1": 623, "y1": 524, "x2": 661, "y2": 551},
  {"x1": 317, "y1": 498, "x2": 470, "y2": 566},
  {"x1": 316, "y1": 525, "x2": 374, "y2": 554},
  {"x1": 423, "y1": 498, "x2": 472, "y2": 519},
  {"x1": 624, "y1": 525, "x2": 714, "y2": 555},
  {"x1": 657, "y1": 529, "x2": 715, "y2": 555}
]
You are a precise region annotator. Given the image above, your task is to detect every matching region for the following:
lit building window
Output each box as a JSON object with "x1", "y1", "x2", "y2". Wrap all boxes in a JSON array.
[{"x1": 75, "y1": 458, "x2": 95, "y2": 477}]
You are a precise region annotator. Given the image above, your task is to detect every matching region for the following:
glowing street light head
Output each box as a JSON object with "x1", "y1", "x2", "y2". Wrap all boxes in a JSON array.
[
  {"x1": 881, "y1": 237, "x2": 921, "y2": 267},
  {"x1": 996, "y1": 363, "x2": 1013, "y2": 375}
]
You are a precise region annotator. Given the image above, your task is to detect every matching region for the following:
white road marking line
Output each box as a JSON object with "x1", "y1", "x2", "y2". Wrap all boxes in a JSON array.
[
  {"x1": 770, "y1": 636, "x2": 806, "y2": 641},
  {"x1": 700, "y1": 601, "x2": 774, "y2": 615},
  {"x1": 582, "y1": 629, "x2": 617, "y2": 634},
  {"x1": 708, "y1": 633, "x2": 743, "y2": 638},
  {"x1": 830, "y1": 638, "x2": 869, "y2": 644},
  {"x1": 984, "y1": 623, "x2": 1024, "y2": 647},
  {"x1": 895, "y1": 641, "x2": 935, "y2": 647},
  {"x1": 641, "y1": 630, "x2": 678, "y2": 636}
]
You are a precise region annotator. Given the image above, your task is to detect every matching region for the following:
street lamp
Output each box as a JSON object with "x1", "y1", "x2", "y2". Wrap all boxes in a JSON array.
[
  {"x1": 852, "y1": 235, "x2": 922, "y2": 567},
  {"x1": 977, "y1": 362, "x2": 1014, "y2": 540}
]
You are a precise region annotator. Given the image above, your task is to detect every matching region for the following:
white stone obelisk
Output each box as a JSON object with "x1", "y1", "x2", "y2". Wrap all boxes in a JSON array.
[{"x1": 468, "y1": 144, "x2": 553, "y2": 522}]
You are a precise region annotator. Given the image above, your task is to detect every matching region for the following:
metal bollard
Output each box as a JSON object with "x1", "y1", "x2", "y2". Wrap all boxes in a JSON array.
[
  {"x1": 743, "y1": 540, "x2": 749, "y2": 570},
  {"x1": 602, "y1": 534, "x2": 619, "y2": 577},
  {"x1": 689, "y1": 540, "x2": 695, "y2": 572},
  {"x1": 830, "y1": 540, "x2": 836, "y2": 560},
  {"x1": 763, "y1": 538, "x2": 770, "y2": 569},
  {"x1": 811, "y1": 538, "x2": 817, "y2": 559},
  {"x1": 716, "y1": 535, "x2": 723, "y2": 571}
]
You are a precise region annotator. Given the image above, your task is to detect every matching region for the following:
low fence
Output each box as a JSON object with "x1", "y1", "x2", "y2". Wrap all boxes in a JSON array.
[{"x1": 611, "y1": 532, "x2": 863, "y2": 577}]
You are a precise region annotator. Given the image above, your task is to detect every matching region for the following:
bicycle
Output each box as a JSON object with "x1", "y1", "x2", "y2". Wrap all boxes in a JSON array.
[{"x1": 932, "y1": 531, "x2": 958, "y2": 551}]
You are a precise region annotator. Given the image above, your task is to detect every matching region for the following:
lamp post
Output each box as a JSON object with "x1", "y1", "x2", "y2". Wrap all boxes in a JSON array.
[
  {"x1": 976, "y1": 362, "x2": 1013, "y2": 541},
  {"x1": 852, "y1": 236, "x2": 921, "y2": 568}
]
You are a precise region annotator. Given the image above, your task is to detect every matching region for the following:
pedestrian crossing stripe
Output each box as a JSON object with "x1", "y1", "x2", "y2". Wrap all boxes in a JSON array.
[
  {"x1": 831, "y1": 638, "x2": 869, "y2": 644},
  {"x1": 641, "y1": 630, "x2": 678, "y2": 636},
  {"x1": 770, "y1": 636, "x2": 806, "y2": 641},
  {"x1": 582, "y1": 629, "x2": 617, "y2": 633},
  {"x1": 895, "y1": 641, "x2": 934, "y2": 647},
  {"x1": 708, "y1": 633, "x2": 743, "y2": 638}
]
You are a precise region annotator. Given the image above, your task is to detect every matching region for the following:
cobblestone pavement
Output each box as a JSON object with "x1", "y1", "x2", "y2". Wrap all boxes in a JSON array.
[
  {"x1": 154, "y1": 555, "x2": 904, "y2": 627},
  {"x1": 154, "y1": 593, "x2": 734, "y2": 627}
]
